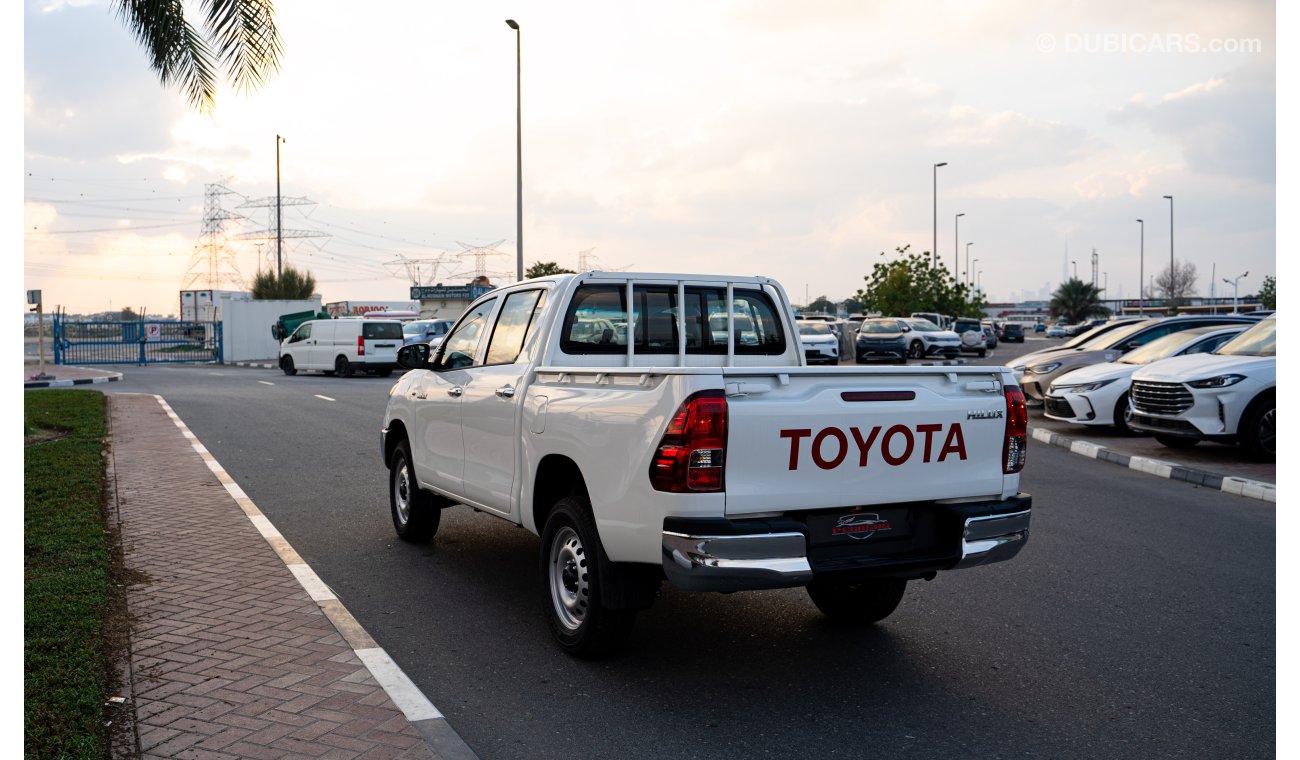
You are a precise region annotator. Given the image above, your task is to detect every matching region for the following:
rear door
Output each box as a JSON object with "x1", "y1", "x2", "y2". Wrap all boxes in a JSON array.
[
  {"x1": 362, "y1": 321, "x2": 403, "y2": 365},
  {"x1": 723, "y1": 368, "x2": 1010, "y2": 515}
]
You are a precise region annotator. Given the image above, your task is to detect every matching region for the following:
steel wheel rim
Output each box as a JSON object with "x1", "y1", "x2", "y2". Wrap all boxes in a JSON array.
[
  {"x1": 1259, "y1": 408, "x2": 1276, "y2": 453},
  {"x1": 548, "y1": 526, "x2": 589, "y2": 631},
  {"x1": 393, "y1": 460, "x2": 411, "y2": 526}
]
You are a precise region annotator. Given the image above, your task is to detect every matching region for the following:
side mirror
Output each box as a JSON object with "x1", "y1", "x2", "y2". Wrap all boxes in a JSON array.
[
  {"x1": 398, "y1": 343, "x2": 431, "y2": 369},
  {"x1": 901, "y1": 325, "x2": 911, "y2": 332}
]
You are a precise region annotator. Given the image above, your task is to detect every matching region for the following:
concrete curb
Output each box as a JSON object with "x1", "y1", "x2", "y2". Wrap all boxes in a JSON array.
[
  {"x1": 152, "y1": 395, "x2": 479, "y2": 759},
  {"x1": 921, "y1": 358, "x2": 968, "y2": 366},
  {"x1": 226, "y1": 360, "x2": 279, "y2": 369},
  {"x1": 1030, "y1": 426, "x2": 1276, "y2": 503},
  {"x1": 24, "y1": 372, "x2": 122, "y2": 388}
]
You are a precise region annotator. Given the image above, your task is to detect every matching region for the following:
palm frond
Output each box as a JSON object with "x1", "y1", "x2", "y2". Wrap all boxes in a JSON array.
[
  {"x1": 202, "y1": 0, "x2": 283, "y2": 93},
  {"x1": 115, "y1": 0, "x2": 218, "y2": 111}
]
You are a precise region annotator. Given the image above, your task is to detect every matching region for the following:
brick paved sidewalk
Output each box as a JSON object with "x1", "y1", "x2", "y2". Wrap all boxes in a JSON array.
[{"x1": 109, "y1": 394, "x2": 459, "y2": 759}]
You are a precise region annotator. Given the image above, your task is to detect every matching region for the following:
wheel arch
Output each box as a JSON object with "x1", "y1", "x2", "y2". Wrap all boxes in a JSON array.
[
  {"x1": 532, "y1": 454, "x2": 588, "y2": 536},
  {"x1": 383, "y1": 419, "x2": 409, "y2": 468},
  {"x1": 1238, "y1": 386, "x2": 1275, "y2": 434}
]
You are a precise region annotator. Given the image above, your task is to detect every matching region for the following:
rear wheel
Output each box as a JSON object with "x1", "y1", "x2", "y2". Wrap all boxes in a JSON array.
[
  {"x1": 375, "y1": 369, "x2": 393, "y2": 377},
  {"x1": 389, "y1": 441, "x2": 441, "y2": 542},
  {"x1": 1240, "y1": 397, "x2": 1276, "y2": 462},
  {"x1": 335, "y1": 355, "x2": 354, "y2": 378},
  {"x1": 1155, "y1": 434, "x2": 1199, "y2": 449},
  {"x1": 806, "y1": 578, "x2": 907, "y2": 624},
  {"x1": 280, "y1": 355, "x2": 296, "y2": 376},
  {"x1": 977, "y1": 349, "x2": 986, "y2": 358},
  {"x1": 540, "y1": 495, "x2": 636, "y2": 658}
]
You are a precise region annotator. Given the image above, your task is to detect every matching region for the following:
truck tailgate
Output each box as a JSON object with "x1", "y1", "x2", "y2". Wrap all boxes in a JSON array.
[{"x1": 723, "y1": 368, "x2": 1009, "y2": 515}]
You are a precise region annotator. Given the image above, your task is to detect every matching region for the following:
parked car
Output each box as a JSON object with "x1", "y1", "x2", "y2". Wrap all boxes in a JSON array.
[
  {"x1": 1000, "y1": 323, "x2": 1026, "y2": 343},
  {"x1": 1045, "y1": 325, "x2": 1066, "y2": 338},
  {"x1": 1034, "y1": 323, "x2": 1047, "y2": 333},
  {"x1": 403, "y1": 319, "x2": 455, "y2": 347},
  {"x1": 1128, "y1": 317, "x2": 1276, "y2": 460},
  {"x1": 982, "y1": 321, "x2": 998, "y2": 349},
  {"x1": 797, "y1": 320, "x2": 840, "y2": 365},
  {"x1": 279, "y1": 318, "x2": 403, "y2": 377},
  {"x1": 855, "y1": 318, "x2": 911, "y2": 363},
  {"x1": 1043, "y1": 325, "x2": 1245, "y2": 433},
  {"x1": 901, "y1": 318, "x2": 961, "y2": 360},
  {"x1": 952, "y1": 318, "x2": 987, "y2": 357},
  {"x1": 1015, "y1": 315, "x2": 1260, "y2": 403}
]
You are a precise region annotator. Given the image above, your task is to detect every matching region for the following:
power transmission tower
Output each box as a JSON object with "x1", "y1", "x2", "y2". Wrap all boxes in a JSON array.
[
  {"x1": 456, "y1": 240, "x2": 507, "y2": 280},
  {"x1": 181, "y1": 183, "x2": 248, "y2": 290},
  {"x1": 576, "y1": 247, "x2": 631, "y2": 272},
  {"x1": 233, "y1": 194, "x2": 330, "y2": 271},
  {"x1": 383, "y1": 252, "x2": 458, "y2": 286}
]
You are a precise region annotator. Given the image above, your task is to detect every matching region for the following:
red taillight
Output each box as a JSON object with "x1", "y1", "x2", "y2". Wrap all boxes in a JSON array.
[
  {"x1": 1004, "y1": 385, "x2": 1028, "y2": 473},
  {"x1": 357, "y1": 335, "x2": 365, "y2": 356},
  {"x1": 649, "y1": 391, "x2": 727, "y2": 492}
]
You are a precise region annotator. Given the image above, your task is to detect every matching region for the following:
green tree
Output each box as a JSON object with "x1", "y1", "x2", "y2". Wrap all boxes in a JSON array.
[
  {"x1": 525, "y1": 261, "x2": 576, "y2": 278},
  {"x1": 114, "y1": 0, "x2": 284, "y2": 112},
  {"x1": 806, "y1": 295, "x2": 835, "y2": 313},
  {"x1": 854, "y1": 245, "x2": 986, "y2": 318},
  {"x1": 1256, "y1": 275, "x2": 1275, "y2": 310},
  {"x1": 251, "y1": 266, "x2": 316, "y2": 299},
  {"x1": 1049, "y1": 278, "x2": 1111, "y2": 323}
]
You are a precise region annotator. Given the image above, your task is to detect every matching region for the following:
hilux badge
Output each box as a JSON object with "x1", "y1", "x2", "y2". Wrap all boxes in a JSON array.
[{"x1": 967, "y1": 409, "x2": 1004, "y2": 420}]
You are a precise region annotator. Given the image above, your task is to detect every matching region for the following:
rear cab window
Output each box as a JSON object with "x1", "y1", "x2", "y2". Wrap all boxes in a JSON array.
[{"x1": 560, "y1": 285, "x2": 786, "y2": 356}]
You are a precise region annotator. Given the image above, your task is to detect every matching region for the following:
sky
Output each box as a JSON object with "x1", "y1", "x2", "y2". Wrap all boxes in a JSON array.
[{"x1": 17, "y1": 0, "x2": 1283, "y2": 315}]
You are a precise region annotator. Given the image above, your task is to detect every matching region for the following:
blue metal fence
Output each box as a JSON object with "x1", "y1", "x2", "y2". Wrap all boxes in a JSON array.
[{"x1": 53, "y1": 318, "x2": 223, "y2": 365}]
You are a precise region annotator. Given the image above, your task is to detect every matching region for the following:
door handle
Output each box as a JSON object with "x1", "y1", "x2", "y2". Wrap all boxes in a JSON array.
[
  {"x1": 411, "y1": 388, "x2": 427, "y2": 399},
  {"x1": 495, "y1": 385, "x2": 516, "y2": 399},
  {"x1": 447, "y1": 386, "x2": 463, "y2": 397}
]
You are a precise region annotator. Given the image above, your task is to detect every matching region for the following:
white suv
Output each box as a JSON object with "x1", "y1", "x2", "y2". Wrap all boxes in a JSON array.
[{"x1": 1127, "y1": 317, "x2": 1276, "y2": 460}]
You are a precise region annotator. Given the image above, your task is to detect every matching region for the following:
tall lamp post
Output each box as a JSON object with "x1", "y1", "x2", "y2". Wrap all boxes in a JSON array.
[
  {"x1": 954, "y1": 212, "x2": 965, "y2": 285},
  {"x1": 932, "y1": 162, "x2": 947, "y2": 302},
  {"x1": 506, "y1": 19, "x2": 523, "y2": 282},
  {"x1": 1071, "y1": 260, "x2": 1077, "y2": 280},
  {"x1": 1163, "y1": 195, "x2": 1174, "y2": 302},
  {"x1": 1136, "y1": 218, "x2": 1144, "y2": 311},
  {"x1": 965, "y1": 242, "x2": 974, "y2": 289},
  {"x1": 971, "y1": 257, "x2": 979, "y2": 289},
  {"x1": 275, "y1": 134, "x2": 285, "y2": 277},
  {"x1": 977, "y1": 270, "x2": 984, "y2": 297},
  {"x1": 1223, "y1": 271, "x2": 1248, "y2": 313}
]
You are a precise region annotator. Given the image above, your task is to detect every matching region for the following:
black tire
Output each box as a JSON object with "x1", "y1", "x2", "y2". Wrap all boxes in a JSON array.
[
  {"x1": 376, "y1": 369, "x2": 393, "y2": 378},
  {"x1": 806, "y1": 578, "x2": 907, "y2": 624},
  {"x1": 1239, "y1": 396, "x2": 1276, "y2": 462},
  {"x1": 908, "y1": 340, "x2": 925, "y2": 359},
  {"x1": 977, "y1": 349, "x2": 986, "y2": 358},
  {"x1": 1155, "y1": 434, "x2": 1200, "y2": 449},
  {"x1": 280, "y1": 355, "x2": 297, "y2": 376},
  {"x1": 1112, "y1": 392, "x2": 1138, "y2": 435},
  {"x1": 389, "y1": 441, "x2": 441, "y2": 542},
  {"x1": 540, "y1": 495, "x2": 636, "y2": 658},
  {"x1": 335, "y1": 355, "x2": 354, "y2": 378}
]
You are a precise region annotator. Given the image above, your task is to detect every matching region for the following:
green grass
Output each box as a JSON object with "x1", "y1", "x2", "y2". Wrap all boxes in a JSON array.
[{"x1": 25, "y1": 390, "x2": 111, "y2": 758}]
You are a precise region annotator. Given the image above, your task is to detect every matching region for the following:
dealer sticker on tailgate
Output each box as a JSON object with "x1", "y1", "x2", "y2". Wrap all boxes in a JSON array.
[{"x1": 807, "y1": 508, "x2": 912, "y2": 546}]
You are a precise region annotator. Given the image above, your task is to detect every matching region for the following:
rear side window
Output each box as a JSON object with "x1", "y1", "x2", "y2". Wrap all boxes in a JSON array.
[
  {"x1": 561, "y1": 285, "x2": 785, "y2": 355},
  {"x1": 485, "y1": 290, "x2": 547, "y2": 365},
  {"x1": 363, "y1": 322, "x2": 402, "y2": 340}
]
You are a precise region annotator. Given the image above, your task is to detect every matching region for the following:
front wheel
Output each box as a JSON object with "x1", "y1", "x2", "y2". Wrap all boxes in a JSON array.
[
  {"x1": 540, "y1": 496, "x2": 636, "y2": 658},
  {"x1": 280, "y1": 355, "x2": 297, "y2": 376},
  {"x1": 908, "y1": 341, "x2": 925, "y2": 359},
  {"x1": 1112, "y1": 392, "x2": 1138, "y2": 435},
  {"x1": 389, "y1": 441, "x2": 440, "y2": 542},
  {"x1": 1240, "y1": 398, "x2": 1276, "y2": 462},
  {"x1": 806, "y1": 578, "x2": 907, "y2": 624}
]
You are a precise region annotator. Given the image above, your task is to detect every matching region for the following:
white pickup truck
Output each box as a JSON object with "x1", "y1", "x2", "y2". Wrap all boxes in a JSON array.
[{"x1": 380, "y1": 272, "x2": 1032, "y2": 656}]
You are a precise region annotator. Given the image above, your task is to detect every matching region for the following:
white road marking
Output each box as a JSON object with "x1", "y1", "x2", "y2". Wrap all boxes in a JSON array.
[
  {"x1": 355, "y1": 648, "x2": 444, "y2": 721},
  {"x1": 314, "y1": 394, "x2": 336, "y2": 402},
  {"x1": 258, "y1": 380, "x2": 275, "y2": 386}
]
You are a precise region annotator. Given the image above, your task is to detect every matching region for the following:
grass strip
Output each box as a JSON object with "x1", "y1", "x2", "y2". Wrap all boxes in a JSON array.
[{"x1": 24, "y1": 390, "x2": 110, "y2": 758}]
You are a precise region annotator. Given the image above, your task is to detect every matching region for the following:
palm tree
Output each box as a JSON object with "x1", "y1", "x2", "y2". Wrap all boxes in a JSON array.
[
  {"x1": 114, "y1": 0, "x2": 283, "y2": 112},
  {"x1": 1049, "y1": 278, "x2": 1111, "y2": 324}
]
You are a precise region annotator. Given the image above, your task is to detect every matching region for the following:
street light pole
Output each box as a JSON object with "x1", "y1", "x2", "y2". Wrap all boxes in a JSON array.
[
  {"x1": 954, "y1": 212, "x2": 964, "y2": 285},
  {"x1": 1071, "y1": 260, "x2": 1077, "y2": 280},
  {"x1": 1136, "y1": 218, "x2": 1144, "y2": 311},
  {"x1": 971, "y1": 257, "x2": 979, "y2": 289},
  {"x1": 933, "y1": 162, "x2": 947, "y2": 303},
  {"x1": 506, "y1": 19, "x2": 523, "y2": 282},
  {"x1": 977, "y1": 270, "x2": 983, "y2": 296},
  {"x1": 965, "y1": 242, "x2": 974, "y2": 289},
  {"x1": 275, "y1": 134, "x2": 285, "y2": 277},
  {"x1": 1163, "y1": 195, "x2": 1174, "y2": 301},
  {"x1": 1223, "y1": 271, "x2": 1248, "y2": 313}
]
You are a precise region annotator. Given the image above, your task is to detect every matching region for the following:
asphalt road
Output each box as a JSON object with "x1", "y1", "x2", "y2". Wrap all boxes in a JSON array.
[{"x1": 102, "y1": 360, "x2": 1275, "y2": 759}]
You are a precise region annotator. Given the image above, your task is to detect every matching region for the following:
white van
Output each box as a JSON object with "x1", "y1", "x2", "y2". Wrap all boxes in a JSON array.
[{"x1": 278, "y1": 318, "x2": 404, "y2": 377}]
